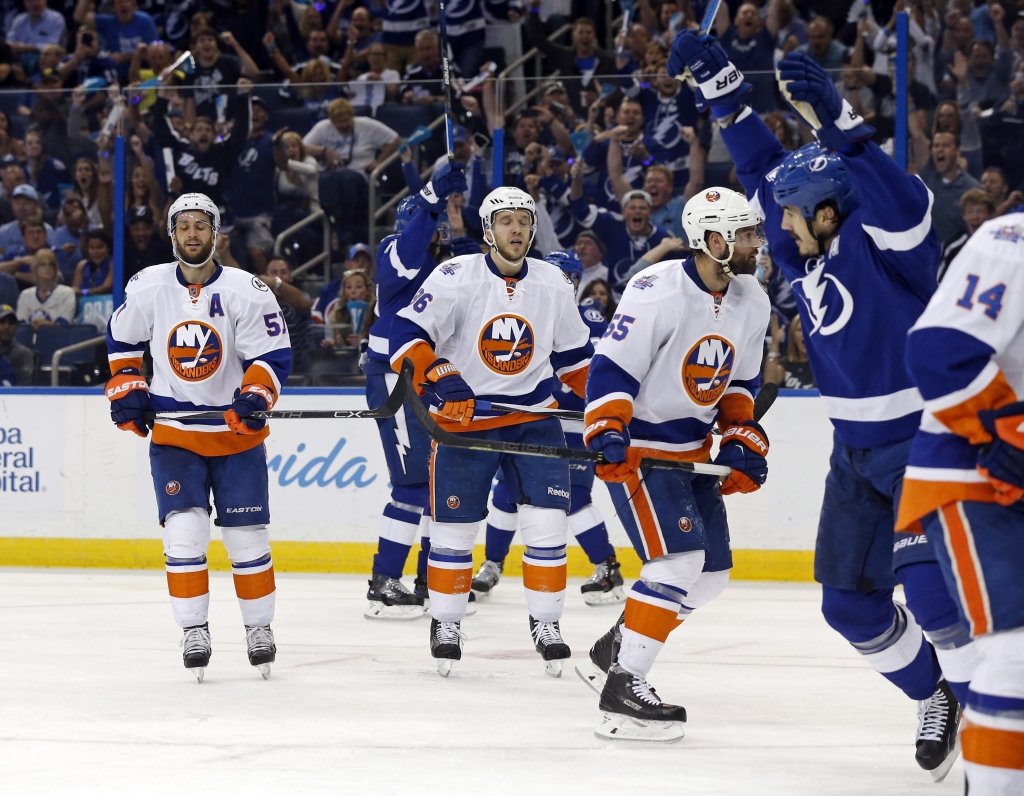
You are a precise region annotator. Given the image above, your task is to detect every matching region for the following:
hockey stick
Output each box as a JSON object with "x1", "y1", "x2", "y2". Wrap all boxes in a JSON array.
[
  {"x1": 149, "y1": 371, "x2": 408, "y2": 423},
  {"x1": 437, "y1": 0, "x2": 455, "y2": 161},
  {"x1": 678, "y1": 0, "x2": 724, "y2": 83},
  {"x1": 397, "y1": 359, "x2": 733, "y2": 476}
]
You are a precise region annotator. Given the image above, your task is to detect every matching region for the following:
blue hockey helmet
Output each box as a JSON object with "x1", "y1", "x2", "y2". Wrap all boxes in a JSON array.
[
  {"x1": 394, "y1": 196, "x2": 417, "y2": 233},
  {"x1": 544, "y1": 249, "x2": 583, "y2": 292},
  {"x1": 771, "y1": 142, "x2": 860, "y2": 220}
]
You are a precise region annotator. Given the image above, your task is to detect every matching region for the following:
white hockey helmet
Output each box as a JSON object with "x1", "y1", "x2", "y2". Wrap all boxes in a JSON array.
[
  {"x1": 682, "y1": 187, "x2": 765, "y2": 275},
  {"x1": 167, "y1": 192, "x2": 221, "y2": 266},
  {"x1": 479, "y1": 187, "x2": 536, "y2": 250}
]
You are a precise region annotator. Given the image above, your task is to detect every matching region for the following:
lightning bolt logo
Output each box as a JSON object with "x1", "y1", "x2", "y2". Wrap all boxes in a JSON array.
[
  {"x1": 793, "y1": 258, "x2": 854, "y2": 337},
  {"x1": 385, "y1": 373, "x2": 411, "y2": 474}
]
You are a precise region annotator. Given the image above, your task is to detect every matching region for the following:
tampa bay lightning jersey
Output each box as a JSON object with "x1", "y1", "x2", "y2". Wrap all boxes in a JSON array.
[
  {"x1": 625, "y1": 82, "x2": 699, "y2": 184},
  {"x1": 721, "y1": 110, "x2": 941, "y2": 449}
]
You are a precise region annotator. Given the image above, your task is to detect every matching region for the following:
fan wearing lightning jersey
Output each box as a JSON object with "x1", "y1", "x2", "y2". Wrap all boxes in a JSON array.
[
  {"x1": 897, "y1": 214, "x2": 1024, "y2": 796},
  {"x1": 389, "y1": 187, "x2": 594, "y2": 677},
  {"x1": 361, "y1": 161, "x2": 471, "y2": 619},
  {"x1": 669, "y1": 31, "x2": 972, "y2": 775},
  {"x1": 577, "y1": 187, "x2": 769, "y2": 742},
  {"x1": 472, "y1": 250, "x2": 624, "y2": 606},
  {"x1": 105, "y1": 193, "x2": 291, "y2": 683}
]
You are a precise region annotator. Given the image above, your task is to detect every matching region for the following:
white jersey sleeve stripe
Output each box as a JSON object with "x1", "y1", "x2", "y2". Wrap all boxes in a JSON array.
[{"x1": 861, "y1": 186, "x2": 934, "y2": 252}]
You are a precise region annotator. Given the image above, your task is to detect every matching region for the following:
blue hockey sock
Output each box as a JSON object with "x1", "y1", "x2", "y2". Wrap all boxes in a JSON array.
[
  {"x1": 372, "y1": 502, "x2": 420, "y2": 579},
  {"x1": 484, "y1": 526, "x2": 515, "y2": 563},
  {"x1": 484, "y1": 480, "x2": 517, "y2": 563}
]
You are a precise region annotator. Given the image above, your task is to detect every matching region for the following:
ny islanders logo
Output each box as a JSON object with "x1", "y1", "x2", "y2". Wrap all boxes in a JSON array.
[
  {"x1": 479, "y1": 314, "x2": 535, "y2": 375},
  {"x1": 167, "y1": 321, "x2": 223, "y2": 382},
  {"x1": 682, "y1": 335, "x2": 735, "y2": 406}
]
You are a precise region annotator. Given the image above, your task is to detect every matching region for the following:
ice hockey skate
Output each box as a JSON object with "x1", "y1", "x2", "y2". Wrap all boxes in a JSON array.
[
  {"x1": 580, "y1": 555, "x2": 625, "y2": 606},
  {"x1": 471, "y1": 559, "x2": 503, "y2": 598},
  {"x1": 595, "y1": 664, "x2": 686, "y2": 743},
  {"x1": 529, "y1": 616, "x2": 571, "y2": 678},
  {"x1": 180, "y1": 623, "x2": 211, "y2": 683},
  {"x1": 915, "y1": 679, "x2": 961, "y2": 782},
  {"x1": 364, "y1": 572, "x2": 426, "y2": 620},
  {"x1": 430, "y1": 618, "x2": 465, "y2": 677},
  {"x1": 575, "y1": 611, "x2": 623, "y2": 692},
  {"x1": 245, "y1": 625, "x2": 276, "y2": 679}
]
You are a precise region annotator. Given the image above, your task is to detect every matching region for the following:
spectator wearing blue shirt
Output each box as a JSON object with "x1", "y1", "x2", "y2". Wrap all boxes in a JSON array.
[
  {"x1": 53, "y1": 196, "x2": 89, "y2": 281},
  {"x1": 582, "y1": 97, "x2": 650, "y2": 210},
  {"x1": 8, "y1": 0, "x2": 67, "y2": 59},
  {"x1": 57, "y1": 28, "x2": 118, "y2": 92},
  {"x1": 639, "y1": 164, "x2": 685, "y2": 239},
  {"x1": 74, "y1": 0, "x2": 158, "y2": 81},
  {"x1": 0, "y1": 185, "x2": 55, "y2": 254},
  {"x1": 226, "y1": 97, "x2": 277, "y2": 273},
  {"x1": 22, "y1": 128, "x2": 69, "y2": 212},
  {"x1": 72, "y1": 229, "x2": 113, "y2": 296},
  {"x1": 716, "y1": 0, "x2": 783, "y2": 115},
  {"x1": 1, "y1": 218, "x2": 67, "y2": 288},
  {"x1": 381, "y1": 0, "x2": 431, "y2": 76}
]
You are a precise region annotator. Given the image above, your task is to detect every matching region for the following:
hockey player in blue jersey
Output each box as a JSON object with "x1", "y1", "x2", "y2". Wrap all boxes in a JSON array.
[
  {"x1": 669, "y1": 32, "x2": 975, "y2": 778},
  {"x1": 471, "y1": 250, "x2": 625, "y2": 606},
  {"x1": 361, "y1": 161, "x2": 481, "y2": 619}
]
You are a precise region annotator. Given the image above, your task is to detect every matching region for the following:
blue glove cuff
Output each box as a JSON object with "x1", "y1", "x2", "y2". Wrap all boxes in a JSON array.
[{"x1": 711, "y1": 101, "x2": 741, "y2": 118}]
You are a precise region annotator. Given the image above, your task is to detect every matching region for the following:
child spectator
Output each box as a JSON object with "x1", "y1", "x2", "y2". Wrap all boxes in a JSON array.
[
  {"x1": 72, "y1": 229, "x2": 113, "y2": 296},
  {"x1": 323, "y1": 268, "x2": 374, "y2": 349}
]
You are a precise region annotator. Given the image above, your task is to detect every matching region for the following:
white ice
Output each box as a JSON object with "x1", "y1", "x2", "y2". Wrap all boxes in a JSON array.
[{"x1": 0, "y1": 571, "x2": 964, "y2": 795}]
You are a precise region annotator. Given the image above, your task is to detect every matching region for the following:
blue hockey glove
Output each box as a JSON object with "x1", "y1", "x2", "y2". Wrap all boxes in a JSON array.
[
  {"x1": 105, "y1": 367, "x2": 152, "y2": 438},
  {"x1": 451, "y1": 235, "x2": 481, "y2": 257},
  {"x1": 224, "y1": 385, "x2": 271, "y2": 435},
  {"x1": 776, "y1": 53, "x2": 875, "y2": 150},
  {"x1": 714, "y1": 421, "x2": 769, "y2": 495},
  {"x1": 415, "y1": 161, "x2": 468, "y2": 212},
  {"x1": 667, "y1": 31, "x2": 751, "y2": 115},
  {"x1": 423, "y1": 358, "x2": 475, "y2": 425},
  {"x1": 977, "y1": 401, "x2": 1024, "y2": 505}
]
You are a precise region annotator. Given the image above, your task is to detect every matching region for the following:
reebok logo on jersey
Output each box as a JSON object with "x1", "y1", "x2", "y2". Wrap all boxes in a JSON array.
[
  {"x1": 547, "y1": 486, "x2": 570, "y2": 499},
  {"x1": 682, "y1": 335, "x2": 735, "y2": 406},
  {"x1": 167, "y1": 321, "x2": 223, "y2": 382},
  {"x1": 478, "y1": 314, "x2": 535, "y2": 375}
]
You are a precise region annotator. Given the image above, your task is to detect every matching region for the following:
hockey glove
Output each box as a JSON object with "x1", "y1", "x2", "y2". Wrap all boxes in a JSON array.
[
  {"x1": 977, "y1": 401, "x2": 1024, "y2": 505},
  {"x1": 667, "y1": 31, "x2": 751, "y2": 115},
  {"x1": 587, "y1": 419, "x2": 643, "y2": 482},
  {"x1": 224, "y1": 385, "x2": 273, "y2": 435},
  {"x1": 105, "y1": 367, "x2": 152, "y2": 438},
  {"x1": 714, "y1": 420, "x2": 769, "y2": 495},
  {"x1": 451, "y1": 235, "x2": 481, "y2": 257},
  {"x1": 415, "y1": 161, "x2": 468, "y2": 213},
  {"x1": 423, "y1": 358, "x2": 475, "y2": 426},
  {"x1": 776, "y1": 53, "x2": 875, "y2": 151}
]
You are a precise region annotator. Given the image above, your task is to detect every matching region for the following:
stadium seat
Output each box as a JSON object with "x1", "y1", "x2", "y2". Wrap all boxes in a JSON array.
[
  {"x1": 35, "y1": 324, "x2": 104, "y2": 383},
  {"x1": 270, "y1": 107, "x2": 315, "y2": 137},
  {"x1": 15, "y1": 325, "x2": 33, "y2": 347},
  {"x1": 373, "y1": 104, "x2": 432, "y2": 138},
  {"x1": 352, "y1": 105, "x2": 372, "y2": 118}
]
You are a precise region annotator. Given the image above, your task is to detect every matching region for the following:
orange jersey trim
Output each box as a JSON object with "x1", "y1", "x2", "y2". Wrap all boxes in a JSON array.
[
  {"x1": 716, "y1": 392, "x2": 755, "y2": 428},
  {"x1": 522, "y1": 561, "x2": 568, "y2": 593},
  {"x1": 233, "y1": 567, "x2": 276, "y2": 600},
  {"x1": 962, "y1": 722, "x2": 1024, "y2": 770},
  {"x1": 625, "y1": 598, "x2": 683, "y2": 643},
  {"x1": 242, "y1": 363, "x2": 279, "y2": 408},
  {"x1": 108, "y1": 355, "x2": 143, "y2": 373},
  {"x1": 153, "y1": 424, "x2": 269, "y2": 457},
  {"x1": 933, "y1": 370, "x2": 1018, "y2": 445},
  {"x1": 626, "y1": 471, "x2": 666, "y2": 559},
  {"x1": 558, "y1": 364, "x2": 589, "y2": 399},
  {"x1": 392, "y1": 341, "x2": 437, "y2": 390},
  {"x1": 583, "y1": 399, "x2": 634, "y2": 445},
  {"x1": 166, "y1": 569, "x2": 209, "y2": 599},
  {"x1": 436, "y1": 409, "x2": 547, "y2": 433},
  {"x1": 940, "y1": 503, "x2": 992, "y2": 636},
  {"x1": 632, "y1": 438, "x2": 714, "y2": 463},
  {"x1": 896, "y1": 479, "x2": 998, "y2": 530}
]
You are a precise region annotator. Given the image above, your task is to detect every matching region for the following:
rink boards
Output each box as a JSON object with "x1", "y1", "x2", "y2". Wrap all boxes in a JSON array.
[{"x1": 0, "y1": 388, "x2": 831, "y2": 580}]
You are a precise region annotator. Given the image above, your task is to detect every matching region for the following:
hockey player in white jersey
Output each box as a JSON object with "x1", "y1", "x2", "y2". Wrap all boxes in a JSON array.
[
  {"x1": 578, "y1": 188, "x2": 770, "y2": 741},
  {"x1": 105, "y1": 193, "x2": 292, "y2": 682},
  {"x1": 389, "y1": 187, "x2": 594, "y2": 677}
]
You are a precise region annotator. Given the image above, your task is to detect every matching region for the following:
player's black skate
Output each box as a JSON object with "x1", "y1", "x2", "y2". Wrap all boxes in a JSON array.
[
  {"x1": 915, "y1": 679, "x2": 961, "y2": 782},
  {"x1": 180, "y1": 623, "x2": 211, "y2": 684},
  {"x1": 595, "y1": 663, "x2": 686, "y2": 742},
  {"x1": 581, "y1": 555, "x2": 626, "y2": 606},
  {"x1": 364, "y1": 571, "x2": 426, "y2": 620},
  {"x1": 575, "y1": 611, "x2": 624, "y2": 692},
  {"x1": 245, "y1": 625, "x2": 276, "y2": 679},
  {"x1": 471, "y1": 559, "x2": 503, "y2": 598},
  {"x1": 529, "y1": 616, "x2": 571, "y2": 678},
  {"x1": 430, "y1": 618, "x2": 465, "y2": 677}
]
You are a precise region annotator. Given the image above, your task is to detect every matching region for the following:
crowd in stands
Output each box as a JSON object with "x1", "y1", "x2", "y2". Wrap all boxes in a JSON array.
[{"x1": 0, "y1": 0, "x2": 1022, "y2": 387}]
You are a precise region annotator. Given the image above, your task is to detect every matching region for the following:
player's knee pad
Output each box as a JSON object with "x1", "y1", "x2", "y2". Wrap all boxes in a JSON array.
[
  {"x1": 639, "y1": 550, "x2": 705, "y2": 594},
  {"x1": 678, "y1": 570, "x2": 730, "y2": 617},
  {"x1": 518, "y1": 504, "x2": 568, "y2": 548},
  {"x1": 821, "y1": 586, "x2": 899, "y2": 643},
  {"x1": 487, "y1": 493, "x2": 519, "y2": 532},
  {"x1": 898, "y1": 561, "x2": 962, "y2": 633},
  {"x1": 221, "y1": 525, "x2": 271, "y2": 564},
  {"x1": 429, "y1": 520, "x2": 479, "y2": 551},
  {"x1": 567, "y1": 502, "x2": 602, "y2": 534},
  {"x1": 162, "y1": 507, "x2": 210, "y2": 560},
  {"x1": 568, "y1": 485, "x2": 593, "y2": 517}
]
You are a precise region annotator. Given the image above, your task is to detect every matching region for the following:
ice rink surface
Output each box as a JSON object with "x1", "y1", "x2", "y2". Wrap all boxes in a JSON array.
[{"x1": 0, "y1": 570, "x2": 964, "y2": 795}]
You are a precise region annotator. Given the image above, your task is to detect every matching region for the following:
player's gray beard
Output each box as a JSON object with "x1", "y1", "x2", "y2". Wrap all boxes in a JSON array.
[{"x1": 177, "y1": 238, "x2": 215, "y2": 267}]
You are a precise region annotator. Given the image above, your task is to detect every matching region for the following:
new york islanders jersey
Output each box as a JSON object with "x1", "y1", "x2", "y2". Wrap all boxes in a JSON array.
[
  {"x1": 896, "y1": 213, "x2": 1024, "y2": 530},
  {"x1": 390, "y1": 253, "x2": 594, "y2": 430},
  {"x1": 721, "y1": 110, "x2": 940, "y2": 449},
  {"x1": 554, "y1": 299, "x2": 608, "y2": 436},
  {"x1": 584, "y1": 258, "x2": 769, "y2": 460},
  {"x1": 106, "y1": 263, "x2": 292, "y2": 456}
]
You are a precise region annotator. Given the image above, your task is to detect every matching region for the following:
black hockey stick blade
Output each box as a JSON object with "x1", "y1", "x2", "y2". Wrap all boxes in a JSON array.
[
  {"x1": 398, "y1": 359, "x2": 732, "y2": 476},
  {"x1": 753, "y1": 382, "x2": 779, "y2": 422},
  {"x1": 147, "y1": 369, "x2": 407, "y2": 423}
]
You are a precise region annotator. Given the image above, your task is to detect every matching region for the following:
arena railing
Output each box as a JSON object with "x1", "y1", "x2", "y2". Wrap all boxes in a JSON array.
[
  {"x1": 273, "y1": 208, "x2": 331, "y2": 281},
  {"x1": 49, "y1": 335, "x2": 105, "y2": 387}
]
